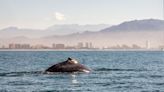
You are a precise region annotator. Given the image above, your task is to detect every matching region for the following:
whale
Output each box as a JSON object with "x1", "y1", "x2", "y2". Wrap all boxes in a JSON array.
[{"x1": 45, "y1": 57, "x2": 91, "y2": 73}]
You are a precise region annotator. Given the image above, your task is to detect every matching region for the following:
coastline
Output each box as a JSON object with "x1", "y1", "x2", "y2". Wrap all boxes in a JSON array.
[{"x1": 0, "y1": 49, "x2": 162, "y2": 51}]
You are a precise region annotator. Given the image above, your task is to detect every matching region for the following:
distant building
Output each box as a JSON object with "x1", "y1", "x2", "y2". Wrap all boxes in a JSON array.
[
  {"x1": 1, "y1": 45, "x2": 6, "y2": 49},
  {"x1": 121, "y1": 44, "x2": 130, "y2": 49},
  {"x1": 0, "y1": 45, "x2": 8, "y2": 49},
  {"x1": 9, "y1": 44, "x2": 15, "y2": 49},
  {"x1": 52, "y1": 44, "x2": 56, "y2": 49},
  {"x1": 109, "y1": 45, "x2": 121, "y2": 49},
  {"x1": 55, "y1": 44, "x2": 65, "y2": 49},
  {"x1": 85, "y1": 42, "x2": 89, "y2": 48},
  {"x1": 65, "y1": 46, "x2": 76, "y2": 49},
  {"x1": 146, "y1": 40, "x2": 149, "y2": 49},
  {"x1": 32, "y1": 44, "x2": 49, "y2": 49},
  {"x1": 132, "y1": 44, "x2": 141, "y2": 49},
  {"x1": 77, "y1": 42, "x2": 83, "y2": 49},
  {"x1": 89, "y1": 42, "x2": 93, "y2": 48},
  {"x1": 9, "y1": 43, "x2": 30, "y2": 49},
  {"x1": 21, "y1": 44, "x2": 30, "y2": 49},
  {"x1": 15, "y1": 44, "x2": 21, "y2": 49},
  {"x1": 159, "y1": 45, "x2": 164, "y2": 50}
]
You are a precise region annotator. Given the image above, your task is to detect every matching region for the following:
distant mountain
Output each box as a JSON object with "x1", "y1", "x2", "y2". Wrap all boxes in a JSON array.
[
  {"x1": 0, "y1": 19, "x2": 164, "y2": 48},
  {"x1": 101, "y1": 19, "x2": 164, "y2": 32},
  {"x1": 0, "y1": 24, "x2": 109, "y2": 38},
  {"x1": 0, "y1": 27, "x2": 44, "y2": 38},
  {"x1": 42, "y1": 19, "x2": 164, "y2": 48},
  {"x1": 45, "y1": 24, "x2": 109, "y2": 35},
  {"x1": 2, "y1": 26, "x2": 19, "y2": 31}
]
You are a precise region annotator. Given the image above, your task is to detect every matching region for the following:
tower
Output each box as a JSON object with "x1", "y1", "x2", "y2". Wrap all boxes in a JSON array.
[{"x1": 146, "y1": 40, "x2": 149, "y2": 49}]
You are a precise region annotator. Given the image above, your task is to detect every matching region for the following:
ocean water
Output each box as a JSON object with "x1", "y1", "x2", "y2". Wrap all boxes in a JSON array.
[{"x1": 0, "y1": 51, "x2": 164, "y2": 92}]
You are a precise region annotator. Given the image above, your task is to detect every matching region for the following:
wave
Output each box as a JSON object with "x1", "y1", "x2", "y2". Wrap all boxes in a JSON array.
[
  {"x1": 0, "y1": 70, "x2": 87, "y2": 77},
  {"x1": 0, "y1": 71, "x2": 42, "y2": 77},
  {"x1": 95, "y1": 68, "x2": 148, "y2": 72}
]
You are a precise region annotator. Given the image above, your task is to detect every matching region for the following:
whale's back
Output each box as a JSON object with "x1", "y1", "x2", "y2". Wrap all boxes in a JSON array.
[{"x1": 45, "y1": 61, "x2": 90, "y2": 73}]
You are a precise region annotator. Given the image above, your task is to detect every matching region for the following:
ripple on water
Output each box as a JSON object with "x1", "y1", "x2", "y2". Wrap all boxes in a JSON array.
[
  {"x1": 0, "y1": 51, "x2": 164, "y2": 92},
  {"x1": 96, "y1": 68, "x2": 148, "y2": 72},
  {"x1": 0, "y1": 71, "x2": 42, "y2": 77}
]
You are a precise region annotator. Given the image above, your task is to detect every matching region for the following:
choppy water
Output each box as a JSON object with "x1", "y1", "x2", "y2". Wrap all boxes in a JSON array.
[{"x1": 0, "y1": 51, "x2": 164, "y2": 92}]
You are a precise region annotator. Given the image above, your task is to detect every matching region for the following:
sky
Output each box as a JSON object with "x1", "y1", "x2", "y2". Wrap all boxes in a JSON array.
[{"x1": 0, "y1": 0, "x2": 163, "y2": 29}]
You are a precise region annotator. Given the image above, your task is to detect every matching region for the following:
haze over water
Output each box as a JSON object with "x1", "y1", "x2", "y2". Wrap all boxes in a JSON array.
[{"x1": 0, "y1": 0, "x2": 163, "y2": 49}]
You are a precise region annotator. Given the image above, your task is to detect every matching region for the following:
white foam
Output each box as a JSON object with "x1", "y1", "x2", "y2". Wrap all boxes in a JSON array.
[{"x1": 82, "y1": 69, "x2": 90, "y2": 73}]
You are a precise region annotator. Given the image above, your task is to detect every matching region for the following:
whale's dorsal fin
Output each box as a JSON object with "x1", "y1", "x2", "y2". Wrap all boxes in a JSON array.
[
  {"x1": 68, "y1": 57, "x2": 72, "y2": 60},
  {"x1": 67, "y1": 57, "x2": 78, "y2": 64}
]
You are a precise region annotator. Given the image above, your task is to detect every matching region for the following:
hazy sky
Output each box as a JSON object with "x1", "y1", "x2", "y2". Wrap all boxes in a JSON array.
[{"x1": 0, "y1": 0, "x2": 163, "y2": 29}]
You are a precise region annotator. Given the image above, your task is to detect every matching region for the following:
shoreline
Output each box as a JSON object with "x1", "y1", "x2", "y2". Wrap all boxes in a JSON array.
[{"x1": 0, "y1": 49, "x2": 162, "y2": 51}]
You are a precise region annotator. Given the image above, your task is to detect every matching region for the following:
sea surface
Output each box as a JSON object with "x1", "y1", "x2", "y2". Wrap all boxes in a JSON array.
[{"x1": 0, "y1": 51, "x2": 164, "y2": 92}]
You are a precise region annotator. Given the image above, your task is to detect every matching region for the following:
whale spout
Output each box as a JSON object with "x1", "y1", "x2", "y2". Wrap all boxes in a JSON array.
[{"x1": 45, "y1": 57, "x2": 91, "y2": 73}]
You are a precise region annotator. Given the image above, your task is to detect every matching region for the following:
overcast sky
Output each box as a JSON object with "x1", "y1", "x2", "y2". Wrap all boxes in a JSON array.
[{"x1": 0, "y1": 0, "x2": 162, "y2": 29}]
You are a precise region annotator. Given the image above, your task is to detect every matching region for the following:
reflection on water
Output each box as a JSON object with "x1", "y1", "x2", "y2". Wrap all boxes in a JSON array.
[{"x1": 71, "y1": 74, "x2": 79, "y2": 84}]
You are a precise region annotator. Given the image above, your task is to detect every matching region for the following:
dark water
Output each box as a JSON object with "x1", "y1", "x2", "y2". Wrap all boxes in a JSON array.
[{"x1": 0, "y1": 51, "x2": 164, "y2": 92}]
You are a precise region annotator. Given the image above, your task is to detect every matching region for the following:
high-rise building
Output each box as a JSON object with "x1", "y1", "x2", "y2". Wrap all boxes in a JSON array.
[
  {"x1": 55, "y1": 44, "x2": 65, "y2": 49},
  {"x1": 21, "y1": 44, "x2": 30, "y2": 49},
  {"x1": 146, "y1": 41, "x2": 149, "y2": 49},
  {"x1": 77, "y1": 42, "x2": 83, "y2": 49},
  {"x1": 9, "y1": 43, "x2": 30, "y2": 49},
  {"x1": 89, "y1": 42, "x2": 93, "y2": 48},
  {"x1": 9, "y1": 44, "x2": 15, "y2": 49},
  {"x1": 52, "y1": 44, "x2": 56, "y2": 49},
  {"x1": 85, "y1": 42, "x2": 89, "y2": 48},
  {"x1": 132, "y1": 44, "x2": 141, "y2": 49}
]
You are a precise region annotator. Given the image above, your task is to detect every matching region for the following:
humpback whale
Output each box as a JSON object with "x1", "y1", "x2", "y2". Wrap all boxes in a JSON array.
[{"x1": 45, "y1": 57, "x2": 91, "y2": 73}]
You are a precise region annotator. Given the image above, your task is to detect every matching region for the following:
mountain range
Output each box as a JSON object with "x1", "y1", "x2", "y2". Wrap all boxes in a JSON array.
[
  {"x1": 101, "y1": 19, "x2": 164, "y2": 32},
  {"x1": 0, "y1": 24, "x2": 109, "y2": 38},
  {"x1": 0, "y1": 19, "x2": 164, "y2": 48}
]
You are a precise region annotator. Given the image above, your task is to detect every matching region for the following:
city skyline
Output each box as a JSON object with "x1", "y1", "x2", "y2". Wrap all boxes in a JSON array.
[
  {"x1": 1, "y1": 41, "x2": 163, "y2": 50},
  {"x1": 3, "y1": 42, "x2": 95, "y2": 49}
]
